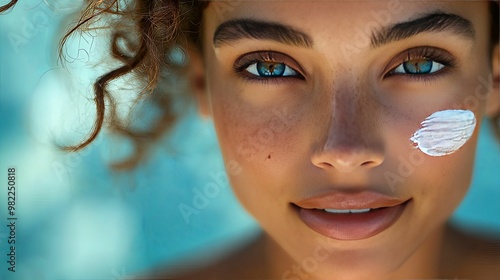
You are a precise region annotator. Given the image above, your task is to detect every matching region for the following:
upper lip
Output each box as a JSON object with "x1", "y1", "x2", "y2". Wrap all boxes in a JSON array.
[{"x1": 293, "y1": 190, "x2": 408, "y2": 210}]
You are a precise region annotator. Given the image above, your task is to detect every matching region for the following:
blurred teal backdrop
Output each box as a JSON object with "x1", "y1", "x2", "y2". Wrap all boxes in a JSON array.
[{"x1": 0, "y1": 1, "x2": 499, "y2": 280}]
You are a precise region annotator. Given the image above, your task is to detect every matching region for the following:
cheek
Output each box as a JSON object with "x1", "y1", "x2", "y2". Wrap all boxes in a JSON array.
[
  {"x1": 211, "y1": 94, "x2": 300, "y2": 166},
  {"x1": 420, "y1": 109, "x2": 480, "y2": 197},
  {"x1": 380, "y1": 82, "x2": 484, "y2": 210},
  {"x1": 206, "y1": 79, "x2": 305, "y2": 209},
  {"x1": 209, "y1": 100, "x2": 304, "y2": 225},
  {"x1": 383, "y1": 108, "x2": 479, "y2": 227}
]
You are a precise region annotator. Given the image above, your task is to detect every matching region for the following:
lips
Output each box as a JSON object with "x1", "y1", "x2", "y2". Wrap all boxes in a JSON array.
[{"x1": 293, "y1": 191, "x2": 410, "y2": 240}]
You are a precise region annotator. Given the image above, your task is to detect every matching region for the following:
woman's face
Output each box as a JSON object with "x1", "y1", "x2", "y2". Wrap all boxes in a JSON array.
[{"x1": 198, "y1": 1, "x2": 497, "y2": 278}]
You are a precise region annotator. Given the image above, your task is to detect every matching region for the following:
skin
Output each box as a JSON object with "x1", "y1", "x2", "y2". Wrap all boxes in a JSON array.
[{"x1": 162, "y1": 1, "x2": 500, "y2": 279}]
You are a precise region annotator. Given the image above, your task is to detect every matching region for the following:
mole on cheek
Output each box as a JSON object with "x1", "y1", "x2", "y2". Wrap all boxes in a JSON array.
[{"x1": 410, "y1": 109, "x2": 476, "y2": 157}]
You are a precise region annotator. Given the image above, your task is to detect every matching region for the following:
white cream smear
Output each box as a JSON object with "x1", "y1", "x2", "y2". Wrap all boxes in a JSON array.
[{"x1": 410, "y1": 109, "x2": 476, "y2": 156}]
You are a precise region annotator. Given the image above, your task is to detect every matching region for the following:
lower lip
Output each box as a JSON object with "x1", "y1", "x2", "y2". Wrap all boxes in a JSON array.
[{"x1": 296, "y1": 201, "x2": 409, "y2": 240}]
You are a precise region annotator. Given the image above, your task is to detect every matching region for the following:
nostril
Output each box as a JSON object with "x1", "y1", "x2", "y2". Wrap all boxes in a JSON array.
[
  {"x1": 317, "y1": 162, "x2": 333, "y2": 168},
  {"x1": 361, "y1": 161, "x2": 376, "y2": 166}
]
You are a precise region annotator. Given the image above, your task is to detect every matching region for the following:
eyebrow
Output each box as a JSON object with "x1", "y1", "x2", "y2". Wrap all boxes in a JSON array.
[
  {"x1": 370, "y1": 11, "x2": 475, "y2": 48},
  {"x1": 213, "y1": 12, "x2": 475, "y2": 49},
  {"x1": 213, "y1": 19, "x2": 313, "y2": 48}
]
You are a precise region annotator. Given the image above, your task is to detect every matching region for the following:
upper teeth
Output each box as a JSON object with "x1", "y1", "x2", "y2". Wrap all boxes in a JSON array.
[{"x1": 323, "y1": 208, "x2": 371, "y2": 213}]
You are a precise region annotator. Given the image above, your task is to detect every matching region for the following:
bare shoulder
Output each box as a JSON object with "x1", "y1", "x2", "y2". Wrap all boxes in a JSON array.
[
  {"x1": 136, "y1": 233, "x2": 270, "y2": 280},
  {"x1": 442, "y1": 224, "x2": 500, "y2": 279}
]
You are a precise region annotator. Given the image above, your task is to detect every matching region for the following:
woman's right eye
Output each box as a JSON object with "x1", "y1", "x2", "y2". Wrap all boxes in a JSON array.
[
  {"x1": 233, "y1": 51, "x2": 305, "y2": 83},
  {"x1": 245, "y1": 61, "x2": 299, "y2": 78}
]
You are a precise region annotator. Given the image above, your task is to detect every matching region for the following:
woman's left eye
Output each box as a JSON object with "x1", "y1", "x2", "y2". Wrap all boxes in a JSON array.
[
  {"x1": 392, "y1": 58, "x2": 445, "y2": 75},
  {"x1": 245, "y1": 61, "x2": 298, "y2": 77}
]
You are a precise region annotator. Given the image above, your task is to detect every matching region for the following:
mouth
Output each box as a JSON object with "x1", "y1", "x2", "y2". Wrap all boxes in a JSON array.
[{"x1": 292, "y1": 191, "x2": 411, "y2": 240}]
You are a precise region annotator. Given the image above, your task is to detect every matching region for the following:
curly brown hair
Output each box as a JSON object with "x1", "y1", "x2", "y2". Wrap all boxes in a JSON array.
[
  {"x1": 1, "y1": 0, "x2": 499, "y2": 169},
  {"x1": 0, "y1": 0, "x2": 16, "y2": 13},
  {"x1": 56, "y1": 0, "x2": 209, "y2": 170}
]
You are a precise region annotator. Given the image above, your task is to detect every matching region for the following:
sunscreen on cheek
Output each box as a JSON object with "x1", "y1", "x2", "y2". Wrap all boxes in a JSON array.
[{"x1": 410, "y1": 109, "x2": 476, "y2": 156}]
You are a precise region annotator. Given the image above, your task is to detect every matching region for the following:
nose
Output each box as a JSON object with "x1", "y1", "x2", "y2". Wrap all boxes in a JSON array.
[{"x1": 311, "y1": 89, "x2": 385, "y2": 173}]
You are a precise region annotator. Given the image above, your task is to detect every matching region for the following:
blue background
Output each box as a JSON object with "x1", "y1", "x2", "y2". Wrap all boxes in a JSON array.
[{"x1": 0, "y1": 1, "x2": 499, "y2": 279}]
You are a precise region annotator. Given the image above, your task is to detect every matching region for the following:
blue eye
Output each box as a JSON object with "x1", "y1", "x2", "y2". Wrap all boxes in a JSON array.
[
  {"x1": 393, "y1": 58, "x2": 445, "y2": 75},
  {"x1": 246, "y1": 61, "x2": 298, "y2": 77},
  {"x1": 234, "y1": 51, "x2": 305, "y2": 83}
]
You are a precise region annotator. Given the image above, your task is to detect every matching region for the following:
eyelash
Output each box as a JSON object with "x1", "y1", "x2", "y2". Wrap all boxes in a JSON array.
[{"x1": 233, "y1": 47, "x2": 457, "y2": 84}]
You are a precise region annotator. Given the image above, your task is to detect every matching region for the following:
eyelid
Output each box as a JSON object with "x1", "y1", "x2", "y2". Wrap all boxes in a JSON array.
[
  {"x1": 383, "y1": 46, "x2": 457, "y2": 78},
  {"x1": 233, "y1": 51, "x2": 306, "y2": 78}
]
